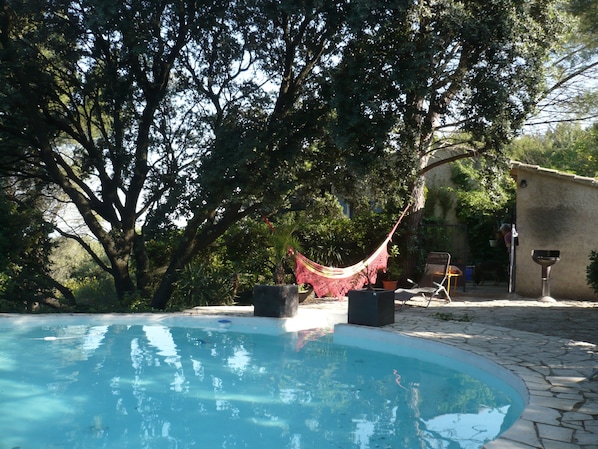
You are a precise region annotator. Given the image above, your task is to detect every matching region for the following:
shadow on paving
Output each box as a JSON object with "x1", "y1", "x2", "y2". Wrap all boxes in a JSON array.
[{"x1": 397, "y1": 283, "x2": 598, "y2": 347}]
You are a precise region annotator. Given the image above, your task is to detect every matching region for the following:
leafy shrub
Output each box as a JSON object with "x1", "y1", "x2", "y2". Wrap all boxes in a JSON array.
[
  {"x1": 451, "y1": 159, "x2": 515, "y2": 264},
  {"x1": 171, "y1": 259, "x2": 237, "y2": 309},
  {"x1": 299, "y1": 217, "x2": 351, "y2": 267},
  {"x1": 0, "y1": 191, "x2": 56, "y2": 310},
  {"x1": 586, "y1": 251, "x2": 598, "y2": 297},
  {"x1": 64, "y1": 275, "x2": 118, "y2": 311}
]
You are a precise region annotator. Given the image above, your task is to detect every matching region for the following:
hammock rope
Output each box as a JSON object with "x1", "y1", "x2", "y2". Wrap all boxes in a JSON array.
[{"x1": 294, "y1": 203, "x2": 410, "y2": 299}]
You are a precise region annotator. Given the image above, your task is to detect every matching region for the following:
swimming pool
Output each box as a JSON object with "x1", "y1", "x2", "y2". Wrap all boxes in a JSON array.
[{"x1": 0, "y1": 314, "x2": 525, "y2": 449}]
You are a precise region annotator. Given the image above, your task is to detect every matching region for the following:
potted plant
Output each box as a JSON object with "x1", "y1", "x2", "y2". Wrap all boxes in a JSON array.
[
  {"x1": 253, "y1": 219, "x2": 301, "y2": 318},
  {"x1": 381, "y1": 276, "x2": 399, "y2": 291},
  {"x1": 381, "y1": 245, "x2": 401, "y2": 290},
  {"x1": 347, "y1": 264, "x2": 395, "y2": 327}
]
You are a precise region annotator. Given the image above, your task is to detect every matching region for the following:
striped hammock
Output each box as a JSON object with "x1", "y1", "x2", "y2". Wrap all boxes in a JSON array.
[{"x1": 294, "y1": 204, "x2": 409, "y2": 299}]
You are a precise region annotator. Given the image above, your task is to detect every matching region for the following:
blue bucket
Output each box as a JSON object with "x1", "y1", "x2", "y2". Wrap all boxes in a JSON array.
[{"x1": 465, "y1": 266, "x2": 474, "y2": 282}]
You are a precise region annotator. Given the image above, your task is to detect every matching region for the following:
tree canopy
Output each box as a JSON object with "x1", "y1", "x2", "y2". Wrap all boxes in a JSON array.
[
  {"x1": 509, "y1": 122, "x2": 598, "y2": 177},
  {"x1": 0, "y1": 180, "x2": 60, "y2": 310},
  {"x1": 0, "y1": 0, "x2": 570, "y2": 309},
  {"x1": 526, "y1": 0, "x2": 598, "y2": 129},
  {"x1": 1, "y1": 0, "x2": 354, "y2": 308}
]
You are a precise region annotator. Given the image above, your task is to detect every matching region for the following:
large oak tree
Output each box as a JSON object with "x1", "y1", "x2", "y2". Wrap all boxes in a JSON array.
[
  {"x1": 1, "y1": 0, "x2": 351, "y2": 308},
  {"x1": 324, "y1": 0, "x2": 566, "y2": 277},
  {"x1": 0, "y1": 0, "x2": 567, "y2": 308}
]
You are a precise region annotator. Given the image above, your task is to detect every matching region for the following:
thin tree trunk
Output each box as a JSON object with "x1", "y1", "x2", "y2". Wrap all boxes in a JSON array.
[
  {"x1": 133, "y1": 231, "x2": 151, "y2": 297},
  {"x1": 48, "y1": 277, "x2": 76, "y2": 306}
]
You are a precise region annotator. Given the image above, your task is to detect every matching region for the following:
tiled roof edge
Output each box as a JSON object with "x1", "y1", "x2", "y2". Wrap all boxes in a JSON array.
[{"x1": 510, "y1": 160, "x2": 598, "y2": 187}]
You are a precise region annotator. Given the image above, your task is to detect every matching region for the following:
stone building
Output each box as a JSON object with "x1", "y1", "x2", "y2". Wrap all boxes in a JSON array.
[{"x1": 510, "y1": 162, "x2": 598, "y2": 300}]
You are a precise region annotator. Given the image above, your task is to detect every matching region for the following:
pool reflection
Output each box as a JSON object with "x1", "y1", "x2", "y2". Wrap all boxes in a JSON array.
[{"x1": 0, "y1": 322, "x2": 521, "y2": 449}]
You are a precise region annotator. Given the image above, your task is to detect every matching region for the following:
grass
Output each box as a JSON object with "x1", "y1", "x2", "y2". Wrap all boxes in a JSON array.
[{"x1": 433, "y1": 312, "x2": 472, "y2": 322}]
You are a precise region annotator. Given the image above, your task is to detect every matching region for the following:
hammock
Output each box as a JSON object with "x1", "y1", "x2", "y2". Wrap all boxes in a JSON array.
[{"x1": 294, "y1": 204, "x2": 410, "y2": 299}]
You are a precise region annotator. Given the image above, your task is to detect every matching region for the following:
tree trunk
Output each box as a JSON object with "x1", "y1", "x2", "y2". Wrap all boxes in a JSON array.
[
  {"x1": 47, "y1": 277, "x2": 76, "y2": 306},
  {"x1": 397, "y1": 156, "x2": 429, "y2": 283},
  {"x1": 151, "y1": 214, "x2": 204, "y2": 309},
  {"x1": 151, "y1": 264, "x2": 183, "y2": 309},
  {"x1": 112, "y1": 258, "x2": 136, "y2": 303},
  {"x1": 133, "y1": 231, "x2": 151, "y2": 297}
]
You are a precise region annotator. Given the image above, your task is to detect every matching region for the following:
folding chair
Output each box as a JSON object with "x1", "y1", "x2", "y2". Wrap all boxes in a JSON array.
[{"x1": 394, "y1": 252, "x2": 452, "y2": 308}]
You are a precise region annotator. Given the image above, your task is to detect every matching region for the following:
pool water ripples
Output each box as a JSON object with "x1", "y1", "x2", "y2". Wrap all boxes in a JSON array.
[{"x1": 0, "y1": 317, "x2": 524, "y2": 449}]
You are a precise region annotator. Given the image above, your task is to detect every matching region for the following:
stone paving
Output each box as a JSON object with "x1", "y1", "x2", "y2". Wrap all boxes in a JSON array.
[
  {"x1": 191, "y1": 284, "x2": 598, "y2": 449},
  {"x1": 410, "y1": 285, "x2": 598, "y2": 346},
  {"x1": 391, "y1": 309, "x2": 598, "y2": 449}
]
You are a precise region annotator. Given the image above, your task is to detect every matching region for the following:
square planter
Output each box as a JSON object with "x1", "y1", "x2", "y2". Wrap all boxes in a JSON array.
[
  {"x1": 348, "y1": 288, "x2": 395, "y2": 327},
  {"x1": 253, "y1": 284, "x2": 299, "y2": 318}
]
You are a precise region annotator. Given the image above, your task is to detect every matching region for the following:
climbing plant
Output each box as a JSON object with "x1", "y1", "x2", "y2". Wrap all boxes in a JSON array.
[{"x1": 451, "y1": 158, "x2": 516, "y2": 264}]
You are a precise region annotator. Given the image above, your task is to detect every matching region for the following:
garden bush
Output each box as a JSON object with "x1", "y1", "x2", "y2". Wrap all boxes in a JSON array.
[
  {"x1": 586, "y1": 251, "x2": 598, "y2": 298},
  {"x1": 171, "y1": 258, "x2": 237, "y2": 309}
]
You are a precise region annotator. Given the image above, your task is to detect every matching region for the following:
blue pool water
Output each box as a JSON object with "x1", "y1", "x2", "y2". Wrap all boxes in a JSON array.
[{"x1": 0, "y1": 316, "x2": 524, "y2": 449}]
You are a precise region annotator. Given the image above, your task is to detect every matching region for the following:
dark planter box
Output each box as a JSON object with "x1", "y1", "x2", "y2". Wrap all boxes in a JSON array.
[
  {"x1": 253, "y1": 284, "x2": 299, "y2": 318},
  {"x1": 348, "y1": 288, "x2": 395, "y2": 327}
]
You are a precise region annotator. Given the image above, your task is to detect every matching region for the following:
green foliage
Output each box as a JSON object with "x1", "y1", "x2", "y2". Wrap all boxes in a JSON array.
[
  {"x1": 219, "y1": 220, "x2": 272, "y2": 292},
  {"x1": 451, "y1": 158, "x2": 515, "y2": 263},
  {"x1": 171, "y1": 258, "x2": 237, "y2": 309},
  {"x1": 0, "y1": 186, "x2": 56, "y2": 310},
  {"x1": 0, "y1": 0, "x2": 569, "y2": 309},
  {"x1": 64, "y1": 275, "x2": 118, "y2": 311},
  {"x1": 299, "y1": 207, "x2": 400, "y2": 272},
  {"x1": 50, "y1": 237, "x2": 122, "y2": 309},
  {"x1": 289, "y1": 193, "x2": 350, "y2": 268},
  {"x1": 425, "y1": 187, "x2": 455, "y2": 221},
  {"x1": 299, "y1": 216, "x2": 354, "y2": 267},
  {"x1": 51, "y1": 238, "x2": 104, "y2": 284},
  {"x1": 568, "y1": 0, "x2": 598, "y2": 37},
  {"x1": 266, "y1": 218, "x2": 303, "y2": 285},
  {"x1": 333, "y1": 0, "x2": 565, "y2": 164},
  {"x1": 433, "y1": 312, "x2": 472, "y2": 322},
  {"x1": 144, "y1": 233, "x2": 179, "y2": 274},
  {"x1": 330, "y1": 150, "x2": 414, "y2": 218},
  {"x1": 508, "y1": 123, "x2": 598, "y2": 178},
  {"x1": 586, "y1": 251, "x2": 598, "y2": 298},
  {"x1": 506, "y1": 134, "x2": 554, "y2": 167},
  {"x1": 346, "y1": 212, "x2": 397, "y2": 262}
]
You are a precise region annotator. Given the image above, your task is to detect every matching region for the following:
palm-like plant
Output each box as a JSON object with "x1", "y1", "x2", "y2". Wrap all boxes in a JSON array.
[{"x1": 267, "y1": 221, "x2": 302, "y2": 285}]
